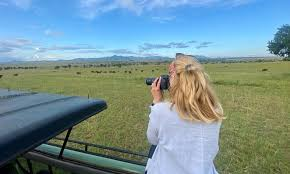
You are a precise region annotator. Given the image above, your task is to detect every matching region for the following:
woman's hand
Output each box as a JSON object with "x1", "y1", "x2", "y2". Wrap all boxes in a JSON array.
[{"x1": 151, "y1": 77, "x2": 163, "y2": 104}]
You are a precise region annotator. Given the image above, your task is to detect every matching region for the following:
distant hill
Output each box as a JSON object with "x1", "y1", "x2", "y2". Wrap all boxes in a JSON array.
[
  {"x1": 69, "y1": 55, "x2": 174, "y2": 62},
  {"x1": 0, "y1": 55, "x2": 281, "y2": 65},
  {"x1": 0, "y1": 57, "x2": 22, "y2": 63},
  {"x1": 59, "y1": 55, "x2": 213, "y2": 63}
]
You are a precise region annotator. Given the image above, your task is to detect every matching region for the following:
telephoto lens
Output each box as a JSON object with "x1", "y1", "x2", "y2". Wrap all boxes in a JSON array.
[{"x1": 145, "y1": 75, "x2": 170, "y2": 90}]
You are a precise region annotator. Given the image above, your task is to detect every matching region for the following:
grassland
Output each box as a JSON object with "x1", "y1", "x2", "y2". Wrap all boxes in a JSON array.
[{"x1": 0, "y1": 61, "x2": 289, "y2": 174}]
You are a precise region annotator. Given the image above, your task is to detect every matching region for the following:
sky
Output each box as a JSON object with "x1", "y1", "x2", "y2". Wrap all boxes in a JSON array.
[{"x1": 0, "y1": 0, "x2": 289, "y2": 61}]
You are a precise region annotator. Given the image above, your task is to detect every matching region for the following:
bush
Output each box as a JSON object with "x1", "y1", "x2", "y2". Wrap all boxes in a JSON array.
[
  {"x1": 262, "y1": 68, "x2": 268, "y2": 72},
  {"x1": 0, "y1": 75, "x2": 3, "y2": 78},
  {"x1": 76, "y1": 72, "x2": 81, "y2": 75},
  {"x1": 283, "y1": 57, "x2": 290, "y2": 61},
  {"x1": 14, "y1": 74, "x2": 18, "y2": 76}
]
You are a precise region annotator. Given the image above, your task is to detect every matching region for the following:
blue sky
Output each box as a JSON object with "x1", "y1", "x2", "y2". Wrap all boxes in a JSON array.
[{"x1": 0, "y1": 0, "x2": 289, "y2": 61}]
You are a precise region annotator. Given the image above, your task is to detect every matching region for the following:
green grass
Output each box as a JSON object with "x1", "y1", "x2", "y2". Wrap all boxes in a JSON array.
[{"x1": 0, "y1": 61, "x2": 289, "y2": 173}]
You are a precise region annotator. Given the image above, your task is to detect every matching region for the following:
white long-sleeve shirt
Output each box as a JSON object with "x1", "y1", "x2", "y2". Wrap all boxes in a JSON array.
[{"x1": 146, "y1": 102, "x2": 221, "y2": 174}]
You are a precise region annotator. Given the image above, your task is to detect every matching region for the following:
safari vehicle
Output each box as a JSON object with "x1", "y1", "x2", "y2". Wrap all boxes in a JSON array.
[{"x1": 0, "y1": 88, "x2": 147, "y2": 174}]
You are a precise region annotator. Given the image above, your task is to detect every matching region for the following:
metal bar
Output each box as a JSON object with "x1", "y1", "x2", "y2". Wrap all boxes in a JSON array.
[
  {"x1": 16, "y1": 159, "x2": 30, "y2": 174},
  {"x1": 48, "y1": 165, "x2": 53, "y2": 174},
  {"x1": 26, "y1": 159, "x2": 33, "y2": 174},
  {"x1": 0, "y1": 92, "x2": 37, "y2": 100},
  {"x1": 58, "y1": 127, "x2": 72, "y2": 159},
  {"x1": 24, "y1": 152, "x2": 117, "y2": 174},
  {"x1": 45, "y1": 143, "x2": 146, "y2": 166},
  {"x1": 53, "y1": 137, "x2": 147, "y2": 157}
]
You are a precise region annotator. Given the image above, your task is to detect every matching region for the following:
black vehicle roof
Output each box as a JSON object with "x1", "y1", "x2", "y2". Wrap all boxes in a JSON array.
[{"x1": 0, "y1": 89, "x2": 107, "y2": 166}]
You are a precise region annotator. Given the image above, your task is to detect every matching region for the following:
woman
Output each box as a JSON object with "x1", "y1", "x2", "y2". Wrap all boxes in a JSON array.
[{"x1": 146, "y1": 54, "x2": 224, "y2": 174}]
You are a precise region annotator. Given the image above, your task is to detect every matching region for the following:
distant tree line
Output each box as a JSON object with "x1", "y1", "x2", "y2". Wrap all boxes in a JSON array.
[
  {"x1": 0, "y1": 66, "x2": 38, "y2": 71},
  {"x1": 52, "y1": 58, "x2": 284, "y2": 71},
  {"x1": 53, "y1": 61, "x2": 170, "y2": 70}
]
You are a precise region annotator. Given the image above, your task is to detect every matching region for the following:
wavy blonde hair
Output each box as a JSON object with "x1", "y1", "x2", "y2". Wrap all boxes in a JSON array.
[{"x1": 169, "y1": 54, "x2": 224, "y2": 123}]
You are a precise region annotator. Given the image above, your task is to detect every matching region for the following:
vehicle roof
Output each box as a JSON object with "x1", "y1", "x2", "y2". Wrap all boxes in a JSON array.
[{"x1": 0, "y1": 89, "x2": 107, "y2": 166}]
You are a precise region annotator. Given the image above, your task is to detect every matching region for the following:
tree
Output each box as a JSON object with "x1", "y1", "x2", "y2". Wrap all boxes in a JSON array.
[{"x1": 268, "y1": 24, "x2": 290, "y2": 60}]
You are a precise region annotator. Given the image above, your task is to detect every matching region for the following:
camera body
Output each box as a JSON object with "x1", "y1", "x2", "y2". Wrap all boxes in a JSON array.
[{"x1": 145, "y1": 75, "x2": 170, "y2": 90}]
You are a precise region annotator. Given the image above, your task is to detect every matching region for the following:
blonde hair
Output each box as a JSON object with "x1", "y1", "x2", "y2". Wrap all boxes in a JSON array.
[{"x1": 169, "y1": 54, "x2": 224, "y2": 123}]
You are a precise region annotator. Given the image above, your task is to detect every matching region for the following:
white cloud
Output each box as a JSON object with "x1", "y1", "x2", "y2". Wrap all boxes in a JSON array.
[
  {"x1": 152, "y1": 16, "x2": 176, "y2": 23},
  {"x1": 79, "y1": 0, "x2": 142, "y2": 19},
  {"x1": 0, "y1": 38, "x2": 36, "y2": 61},
  {"x1": 11, "y1": 0, "x2": 32, "y2": 10},
  {"x1": 0, "y1": 1, "x2": 9, "y2": 6},
  {"x1": 195, "y1": 41, "x2": 213, "y2": 49},
  {"x1": 0, "y1": 0, "x2": 32, "y2": 9},
  {"x1": 78, "y1": 0, "x2": 254, "y2": 19},
  {"x1": 0, "y1": 38, "x2": 33, "y2": 49},
  {"x1": 139, "y1": 40, "x2": 196, "y2": 51},
  {"x1": 44, "y1": 29, "x2": 64, "y2": 37}
]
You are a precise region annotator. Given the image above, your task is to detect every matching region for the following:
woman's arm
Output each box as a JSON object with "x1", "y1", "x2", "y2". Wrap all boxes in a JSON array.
[
  {"x1": 147, "y1": 77, "x2": 163, "y2": 145},
  {"x1": 147, "y1": 106, "x2": 159, "y2": 145}
]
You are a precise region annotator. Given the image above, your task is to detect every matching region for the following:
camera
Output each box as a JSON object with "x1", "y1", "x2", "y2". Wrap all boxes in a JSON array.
[{"x1": 145, "y1": 75, "x2": 170, "y2": 90}]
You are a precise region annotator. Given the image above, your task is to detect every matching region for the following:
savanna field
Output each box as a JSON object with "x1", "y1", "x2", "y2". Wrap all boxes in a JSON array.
[{"x1": 0, "y1": 61, "x2": 289, "y2": 174}]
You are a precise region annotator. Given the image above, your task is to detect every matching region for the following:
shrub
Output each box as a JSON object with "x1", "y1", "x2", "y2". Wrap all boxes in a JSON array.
[
  {"x1": 283, "y1": 57, "x2": 290, "y2": 61},
  {"x1": 262, "y1": 68, "x2": 268, "y2": 72},
  {"x1": 76, "y1": 72, "x2": 81, "y2": 75}
]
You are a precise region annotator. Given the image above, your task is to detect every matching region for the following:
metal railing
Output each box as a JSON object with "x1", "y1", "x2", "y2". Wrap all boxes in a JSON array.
[{"x1": 50, "y1": 136, "x2": 148, "y2": 166}]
